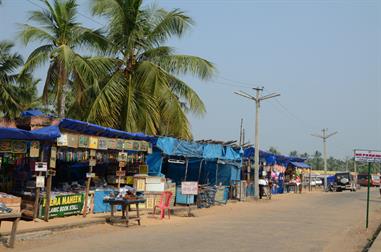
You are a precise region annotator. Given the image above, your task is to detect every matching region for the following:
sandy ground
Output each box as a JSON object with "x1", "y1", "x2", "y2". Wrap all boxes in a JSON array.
[{"x1": 6, "y1": 188, "x2": 381, "y2": 252}]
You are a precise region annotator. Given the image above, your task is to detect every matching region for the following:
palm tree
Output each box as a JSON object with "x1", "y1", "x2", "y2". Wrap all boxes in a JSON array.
[
  {"x1": 20, "y1": 0, "x2": 114, "y2": 118},
  {"x1": 0, "y1": 41, "x2": 39, "y2": 118},
  {"x1": 89, "y1": 0, "x2": 214, "y2": 139}
]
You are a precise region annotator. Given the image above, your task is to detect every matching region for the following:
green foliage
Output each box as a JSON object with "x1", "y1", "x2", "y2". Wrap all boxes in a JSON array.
[
  {"x1": 88, "y1": 0, "x2": 215, "y2": 139},
  {"x1": 20, "y1": 0, "x2": 114, "y2": 118},
  {"x1": 0, "y1": 41, "x2": 40, "y2": 118},
  {"x1": 268, "y1": 147, "x2": 281, "y2": 155}
]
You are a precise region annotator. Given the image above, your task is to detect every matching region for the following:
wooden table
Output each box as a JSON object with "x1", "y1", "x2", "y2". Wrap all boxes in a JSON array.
[
  {"x1": 0, "y1": 213, "x2": 21, "y2": 248},
  {"x1": 103, "y1": 198, "x2": 145, "y2": 226}
]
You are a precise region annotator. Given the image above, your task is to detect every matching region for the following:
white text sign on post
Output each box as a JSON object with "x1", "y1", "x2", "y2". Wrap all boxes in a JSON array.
[
  {"x1": 181, "y1": 182, "x2": 198, "y2": 195},
  {"x1": 354, "y1": 149, "x2": 381, "y2": 163}
]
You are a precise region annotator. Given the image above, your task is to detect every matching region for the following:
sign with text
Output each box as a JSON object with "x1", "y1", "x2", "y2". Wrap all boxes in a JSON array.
[
  {"x1": 354, "y1": 149, "x2": 381, "y2": 163},
  {"x1": 40, "y1": 193, "x2": 84, "y2": 218},
  {"x1": 36, "y1": 176, "x2": 45, "y2": 188},
  {"x1": 181, "y1": 181, "x2": 198, "y2": 195},
  {"x1": 35, "y1": 162, "x2": 48, "y2": 172},
  {"x1": 86, "y1": 173, "x2": 96, "y2": 178},
  {"x1": 116, "y1": 170, "x2": 126, "y2": 177}
]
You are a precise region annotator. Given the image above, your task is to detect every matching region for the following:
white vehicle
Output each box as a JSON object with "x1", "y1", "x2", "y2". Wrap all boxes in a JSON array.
[{"x1": 315, "y1": 178, "x2": 323, "y2": 186}]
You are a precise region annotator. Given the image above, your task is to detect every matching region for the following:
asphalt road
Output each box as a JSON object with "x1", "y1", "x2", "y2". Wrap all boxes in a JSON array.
[{"x1": 13, "y1": 189, "x2": 381, "y2": 252}]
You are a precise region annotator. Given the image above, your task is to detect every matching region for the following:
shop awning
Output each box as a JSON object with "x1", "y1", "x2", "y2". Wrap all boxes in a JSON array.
[
  {"x1": 59, "y1": 118, "x2": 155, "y2": 143},
  {"x1": 0, "y1": 127, "x2": 60, "y2": 141},
  {"x1": 290, "y1": 161, "x2": 311, "y2": 169}
]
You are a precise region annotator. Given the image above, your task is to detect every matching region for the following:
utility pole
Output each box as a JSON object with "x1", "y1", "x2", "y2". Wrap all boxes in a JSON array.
[
  {"x1": 311, "y1": 128, "x2": 338, "y2": 191},
  {"x1": 234, "y1": 87, "x2": 280, "y2": 199},
  {"x1": 239, "y1": 118, "x2": 244, "y2": 146}
]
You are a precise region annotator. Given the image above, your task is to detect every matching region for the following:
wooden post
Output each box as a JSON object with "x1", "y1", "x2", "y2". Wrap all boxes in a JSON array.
[
  {"x1": 83, "y1": 165, "x2": 93, "y2": 217},
  {"x1": 309, "y1": 168, "x2": 312, "y2": 192},
  {"x1": 33, "y1": 149, "x2": 44, "y2": 220},
  {"x1": 44, "y1": 146, "x2": 55, "y2": 222},
  {"x1": 44, "y1": 174, "x2": 52, "y2": 222},
  {"x1": 184, "y1": 158, "x2": 189, "y2": 181}
]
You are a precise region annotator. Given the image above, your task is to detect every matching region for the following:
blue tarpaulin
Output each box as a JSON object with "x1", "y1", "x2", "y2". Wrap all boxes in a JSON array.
[
  {"x1": 59, "y1": 118, "x2": 155, "y2": 143},
  {"x1": 146, "y1": 149, "x2": 163, "y2": 176},
  {"x1": 290, "y1": 161, "x2": 311, "y2": 169},
  {"x1": 243, "y1": 147, "x2": 306, "y2": 165},
  {"x1": 20, "y1": 109, "x2": 45, "y2": 117},
  {"x1": 155, "y1": 137, "x2": 203, "y2": 157},
  {"x1": 0, "y1": 127, "x2": 60, "y2": 141}
]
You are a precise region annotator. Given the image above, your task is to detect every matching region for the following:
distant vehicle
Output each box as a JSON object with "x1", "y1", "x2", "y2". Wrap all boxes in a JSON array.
[
  {"x1": 328, "y1": 172, "x2": 356, "y2": 192},
  {"x1": 357, "y1": 174, "x2": 380, "y2": 187},
  {"x1": 315, "y1": 178, "x2": 323, "y2": 186}
]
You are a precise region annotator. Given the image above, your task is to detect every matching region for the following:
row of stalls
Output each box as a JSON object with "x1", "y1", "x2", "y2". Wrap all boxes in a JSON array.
[
  {"x1": 1, "y1": 111, "x2": 312, "y2": 221},
  {"x1": 243, "y1": 147, "x2": 311, "y2": 194}
]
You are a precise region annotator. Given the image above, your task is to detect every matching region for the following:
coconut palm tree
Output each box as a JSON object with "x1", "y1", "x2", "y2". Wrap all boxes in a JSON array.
[
  {"x1": 89, "y1": 0, "x2": 214, "y2": 139},
  {"x1": 20, "y1": 0, "x2": 114, "y2": 118},
  {"x1": 0, "y1": 41, "x2": 39, "y2": 118}
]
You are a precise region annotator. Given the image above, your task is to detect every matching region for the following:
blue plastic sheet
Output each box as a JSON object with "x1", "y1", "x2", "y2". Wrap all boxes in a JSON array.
[
  {"x1": 146, "y1": 149, "x2": 163, "y2": 176},
  {"x1": 0, "y1": 127, "x2": 60, "y2": 140}
]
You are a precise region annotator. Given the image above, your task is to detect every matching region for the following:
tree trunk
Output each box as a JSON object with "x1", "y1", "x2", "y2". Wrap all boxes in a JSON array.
[{"x1": 56, "y1": 63, "x2": 67, "y2": 118}]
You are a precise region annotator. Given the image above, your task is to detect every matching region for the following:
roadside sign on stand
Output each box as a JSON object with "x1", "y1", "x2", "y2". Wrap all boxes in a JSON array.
[
  {"x1": 181, "y1": 181, "x2": 198, "y2": 217},
  {"x1": 36, "y1": 176, "x2": 45, "y2": 188},
  {"x1": 35, "y1": 162, "x2": 48, "y2": 172},
  {"x1": 354, "y1": 149, "x2": 381, "y2": 229}
]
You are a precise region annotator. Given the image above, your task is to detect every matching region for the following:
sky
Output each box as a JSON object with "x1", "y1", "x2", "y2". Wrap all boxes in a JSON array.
[{"x1": 0, "y1": 0, "x2": 380, "y2": 159}]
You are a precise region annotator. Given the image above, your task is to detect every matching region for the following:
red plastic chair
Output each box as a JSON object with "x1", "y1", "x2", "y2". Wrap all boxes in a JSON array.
[{"x1": 153, "y1": 191, "x2": 173, "y2": 219}]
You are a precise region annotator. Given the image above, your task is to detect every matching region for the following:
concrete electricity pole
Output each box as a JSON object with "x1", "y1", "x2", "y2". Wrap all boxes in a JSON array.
[
  {"x1": 234, "y1": 87, "x2": 280, "y2": 199},
  {"x1": 311, "y1": 128, "x2": 338, "y2": 191}
]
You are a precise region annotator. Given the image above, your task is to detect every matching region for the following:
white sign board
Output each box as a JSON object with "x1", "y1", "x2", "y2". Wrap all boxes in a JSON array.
[
  {"x1": 354, "y1": 149, "x2": 381, "y2": 163},
  {"x1": 181, "y1": 181, "x2": 198, "y2": 195},
  {"x1": 36, "y1": 176, "x2": 45, "y2": 188},
  {"x1": 35, "y1": 162, "x2": 48, "y2": 172},
  {"x1": 86, "y1": 173, "x2": 96, "y2": 178}
]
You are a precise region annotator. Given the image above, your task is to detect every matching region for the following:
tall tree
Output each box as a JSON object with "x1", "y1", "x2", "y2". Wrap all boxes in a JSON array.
[
  {"x1": 289, "y1": 150, "x2": 299, "y2": 157},
  {"x1": 20, "y1": 0, "x2": 113, "y2": 118},
  {"x1": 89, "y1": 0, "x2": 214, "y2": 139},
  {"x1": 0, "y1": 41, "x2": 39, "y2": 118}
]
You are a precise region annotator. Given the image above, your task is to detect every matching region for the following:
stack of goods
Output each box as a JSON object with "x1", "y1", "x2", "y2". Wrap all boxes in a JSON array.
[
  {"x1": 196, "y1": 185, "x2": 217, "y2": 208},
  {"x1": 0, "y1": 192, "x2": 21, "y2": 213}
]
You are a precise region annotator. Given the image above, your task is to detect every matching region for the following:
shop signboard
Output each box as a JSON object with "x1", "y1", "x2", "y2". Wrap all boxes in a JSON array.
[
  {"x1": 11, "y1": 141, "x2": 27, "y2": 153},
  {"x1": 89, "y1": 136, "x2": 98, "y2": 149},
  {"x1": 139, "y1": 142, "x2": 148, "y2": 152},
  {"x1": 57, "y1": 134, "x2": 68, "y2": 146},
  {"x1": 124, "y1": 140, "x2": 133, "y2": 150},
  {"x1": 30, "y1": 141, "x2": 40, "y2": 157},
  {"x1": 40, "y1": 193, "x2": 84, "y2": 218},
  {"x1": 78, "y1": 135, "x2": 89, "y2": 148},
  {"x1": 35, "y1": 162, "x2": 48, "y2": 172},
  {"x1": 67, "y1": 134, "x2": 79, "y2": 148},
  {"x1": 107, "y1": 139, "x2": 117, "y2": 150},
  {"x1": 132, "y1": 141, "x2": 140, "y2": 151},
  {"x1": 354, "y1": 149, "x2": 381, "y2": 163},
  {"x1": 181, "y1": 182, "x2": 198, "y2": 195},
  {"x1": 36, "y1": 176, "x2": 45, "y2": 188},
  {"x1": 0, "y1": 141, "x2": 12, "y2": 152},
  {"x1": 116, "y1": 139, "x2": 125, "y2": 150},
  {"x1": 98, "y1": 138, "x2": 108, "y2": 150},
  {"x1": 50, "y1": 147, "x2": 57, "y2": 169}
]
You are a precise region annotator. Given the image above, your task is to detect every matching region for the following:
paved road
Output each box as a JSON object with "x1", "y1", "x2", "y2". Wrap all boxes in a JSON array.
[{"x1": 13, "y1": 189, "x2": 381, "y2": 252}]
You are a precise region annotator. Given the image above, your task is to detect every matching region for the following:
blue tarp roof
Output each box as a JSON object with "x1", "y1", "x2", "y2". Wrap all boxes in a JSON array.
[
  {"x1": 243, "y1": 147, "x2": 306, "y2": 165},
  {"x1": 155, "y1": 137, "x2": 242, "y2": 161},
  {"x1": 20, "y1": 109, "x2": 45, "y2": 117},
  {"x1": 59, "y1": 118, "x2": 155, "y2": 143},
  {"x1": 290, "y1": 161, "x2": 311, "y2": 169},
  {"x1": 0, "y1": 127, "x2": 60, "y2": 141}
]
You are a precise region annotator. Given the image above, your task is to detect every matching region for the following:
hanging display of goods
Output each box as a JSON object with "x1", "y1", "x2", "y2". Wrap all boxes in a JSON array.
[
  {"x1": 67, "y1": 134, "x2": 79, "y2": 148},
  {"x1": 147, "y1": 143, "x2": 153, "y2": 154},
  {"x1": 57, "y1": 134, "x2": 68, "y2": 146},
  {"x1": 132, "y1": 141, "x2": 140, "y2": 151},
  {"x1": 50, "y1": 147, "x2": 57, "y2": 169},
  {"x1": 139, "y1": 141, "x2": 148, "y2": 151},
  {"x1": 107, "y1": 138, "x2": 117, "y2": 150},
  {"x1": 29, "y1": 141, "x2": 40, "y2": 157},
  {"x1": 118, "y1": 152, "x2": 128, "y2": 162},
  {"x1": 124, "y1": 140, "x2": 133, "y2": 150},
  {"x1": 116, "y1": 139, "x2": 125, "y2": 150},
  {"x1": 78, "y1": 135, "x2": 89, "y2": 148},
  {"x1": 0, "y1": 141, "x2": 12, "y2": 152},
  {"x1": 89, "y1": 149, "x2": 96, "y2": 157},
  {"x1": 89, "y1": 136, "x2": 98, "y2": 149},
  {"x1": 12, "y1": 141, "x2": 27, "y2": 153},
  {"x1": 89, "y1": 158, "x2": 96, "y2": 167},
  {"x1": 98, "y1": 137, "x2": 108, "y2": 150}
]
